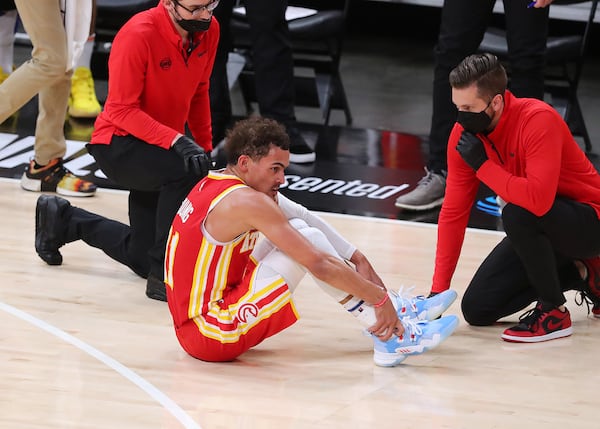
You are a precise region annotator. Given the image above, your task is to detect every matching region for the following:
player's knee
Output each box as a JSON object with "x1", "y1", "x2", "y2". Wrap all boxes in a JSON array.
[
  {"x1": 289, "y1": 217, "x2": 309, "y2": 231},
  {"x1": 461, "y1": 292, "x2": 496, "y2": 326},
  {"x1": 300, "y1": 227, "x2": 328, "y2": 250},
  {"x1": 289, "y1": 218, "x2": 338, "y2": 257}
]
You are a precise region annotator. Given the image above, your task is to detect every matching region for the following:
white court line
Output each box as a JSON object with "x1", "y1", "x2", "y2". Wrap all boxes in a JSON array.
[
  {"x1": 316, "y1": 209, "x2": 506, "y2": 237},
  {"x1": 0, "y1": 177, "x2": 505, "y2": 237},
  {"x1": 0, "y1": 300, "x2": 201, "y2": 429}
]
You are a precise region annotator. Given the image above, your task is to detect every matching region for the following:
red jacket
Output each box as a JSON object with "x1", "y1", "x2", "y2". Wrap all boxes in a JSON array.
[
  {"x1": 432, "y1": 90, "x2": 600, "y2": 292},
  {"x1": 90, "y1": 3, "x2": 219, "y2": 151}
]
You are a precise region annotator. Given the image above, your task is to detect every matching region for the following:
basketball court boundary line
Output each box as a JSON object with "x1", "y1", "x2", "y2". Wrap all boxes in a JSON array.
[
  {"x1": 0, "y1": 300, "x2": 202, "y2": 429},
  {"x1": 0, "y1": 176, "x2": 505, "y2": 238}
]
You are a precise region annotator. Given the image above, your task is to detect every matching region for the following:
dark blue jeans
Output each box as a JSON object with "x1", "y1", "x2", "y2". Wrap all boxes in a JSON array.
[
  {"x1": 428, "y1": 0, "x2": 549, "y2": 172},
  {"x1": 462, "y1": 198, "x2": 600, "y2": 325}
]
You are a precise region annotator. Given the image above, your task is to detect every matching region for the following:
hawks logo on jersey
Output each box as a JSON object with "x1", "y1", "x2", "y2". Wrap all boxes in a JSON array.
[{"x1": 237, "y1": 302, "x2": 259, "y2": 323}]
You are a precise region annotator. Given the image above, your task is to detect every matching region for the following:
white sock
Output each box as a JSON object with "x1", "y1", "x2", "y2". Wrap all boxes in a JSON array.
[
  {"x1": 75, "y1": 34, "x2": 95, "y2": 69},
  {"x1": 0, "y1": 10, "x2": 17, "y2": 74},
  {"x1": 342, "y1": 295, "x2": 378, "y2": 328},
  {"x1": 281, "y1": 218, "x2": 383, "y2": 329}
]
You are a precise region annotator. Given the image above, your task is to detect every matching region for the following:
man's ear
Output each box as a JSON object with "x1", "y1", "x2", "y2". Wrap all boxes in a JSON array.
[
  {"x1": 491, "y1": 93, "x2": 503, "y2": 111},
  {"x1": 237, "y1": 154, "x2": 250, "y2": 172}
]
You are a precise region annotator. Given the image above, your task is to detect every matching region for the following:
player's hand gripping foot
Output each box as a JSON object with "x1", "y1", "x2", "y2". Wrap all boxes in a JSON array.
[{"x1": 372, "y1": 315, "x2": 459, "y2": 367}]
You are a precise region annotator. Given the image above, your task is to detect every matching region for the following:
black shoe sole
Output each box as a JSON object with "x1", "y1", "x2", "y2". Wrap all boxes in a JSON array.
[
  {"x1": 146, "y1": 275, "x2": 167, "y2": 302},
  {"x1": 35, "y1": 195, "x2": 66, "y2": 265}
]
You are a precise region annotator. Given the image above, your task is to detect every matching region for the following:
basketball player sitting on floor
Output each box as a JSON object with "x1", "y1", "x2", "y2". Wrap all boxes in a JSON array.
[{"x1": 163, "y1": 117, "x2": 459, "y2": 367}]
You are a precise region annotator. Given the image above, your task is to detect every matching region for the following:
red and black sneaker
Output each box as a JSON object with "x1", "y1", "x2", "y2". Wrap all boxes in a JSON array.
[
  {"x1": 501, "y1": 302, "x2": 572, "y2": 343},
  {"x1": 573, "y1": 256, "x2": 600, "y2": 318},
  {"x1": 574, "y1": 290, "x2": 600, "y2": 319},
  {"x1": 582, "y1": 256, "x2": 600, "y2": 298}
]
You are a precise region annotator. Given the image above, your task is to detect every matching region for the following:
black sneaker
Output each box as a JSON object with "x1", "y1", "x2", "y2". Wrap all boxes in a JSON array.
[
  {"x1": 573, "y1": 256, "x2": 600, "y2": 318},
  {"x1": 286, "y1": 124, "x2": 316, "y2": 164},
  {"x1": 146, "y1": 274, "x2": 167, "y2": 302},
  {"x1": 35, "y1": 195, "x2": 71, "y2": 265},
  {"x1": 210, "y1": 139, "x2": 227, "y2": 169}
]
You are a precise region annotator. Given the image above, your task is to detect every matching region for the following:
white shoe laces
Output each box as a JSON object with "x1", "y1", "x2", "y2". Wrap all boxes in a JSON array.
[
  {"x1": 391, "y1": 285, "x2": 420, "y2": 310},
  {"x1": 400, "y1": 316, "x2": 424, "y2": 340}
]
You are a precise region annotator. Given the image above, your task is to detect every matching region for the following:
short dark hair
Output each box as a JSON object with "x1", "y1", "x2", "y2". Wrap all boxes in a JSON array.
[
  {"x1": 449, "y1": 53, "x2": 508, "y2": 100},
  {"x1": 224, "y1": 117, "x2": 290, "y2": 165}
]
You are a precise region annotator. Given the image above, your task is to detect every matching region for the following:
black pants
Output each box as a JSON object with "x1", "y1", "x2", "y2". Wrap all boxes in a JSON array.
[
  {"x1": 462, "y1": 199, "x2": 600, "y2": 325},
  {"x1": 210, "y1": 0, "x2": 295, "y2": 145},
  {"x1": 428, "y1": 0, "x2": 549, "y2": 172},
  {"x1": 67, "y1": 136, "x2": 201, "y2": 280}
]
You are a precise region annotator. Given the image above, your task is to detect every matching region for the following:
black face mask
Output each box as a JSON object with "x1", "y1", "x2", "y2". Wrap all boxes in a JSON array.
[
  {"x1": 176, "y1": 17, "x2": 211, "y2": 33},
  {"x1": 456, "y1": 100, "x2": 492, "y2": 134}
]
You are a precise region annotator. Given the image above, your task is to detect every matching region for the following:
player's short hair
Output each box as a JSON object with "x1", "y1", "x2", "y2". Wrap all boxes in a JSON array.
[
  {"x1": 225, "y1": 117, "x2": 290, "y2": 165},
  {"x1": 449, "y1": 53, "x2": 508, "y2": 100}
]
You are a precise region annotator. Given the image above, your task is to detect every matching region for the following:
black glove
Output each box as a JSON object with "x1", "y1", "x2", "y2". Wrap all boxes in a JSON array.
[
  {"x1": 172, "y1": 135, "x2": 210, "y2": 177},
  {"x1": 456, "y1": 131, "x2": 488, "y2": 171}
]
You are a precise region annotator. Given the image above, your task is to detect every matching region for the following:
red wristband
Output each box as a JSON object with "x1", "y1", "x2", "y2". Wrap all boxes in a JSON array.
[{"x1": 373, "y1": 292, "x2": 389, "y2": 308}]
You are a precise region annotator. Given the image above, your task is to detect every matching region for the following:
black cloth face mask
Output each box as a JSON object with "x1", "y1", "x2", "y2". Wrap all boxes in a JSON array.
[
  {"x1": 177, "y1": 17, "x2": 211, "y2": 33},
  {"x1": 456, "y1": 99, "x2": 492, "y2": 134}
]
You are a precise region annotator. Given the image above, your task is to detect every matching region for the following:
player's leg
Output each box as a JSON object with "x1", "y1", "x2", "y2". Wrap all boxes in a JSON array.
[{"x1": 255, "y1": 218, "x2": 459, "y2": 367}]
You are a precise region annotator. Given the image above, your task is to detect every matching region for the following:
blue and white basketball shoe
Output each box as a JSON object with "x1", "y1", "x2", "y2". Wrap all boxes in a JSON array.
[
  {"x1": 391, "y1": 287, "x2": 457, "y2": 321},
  {"x1": 373, "y1": 315, "x2": 459, "y2": 367}
]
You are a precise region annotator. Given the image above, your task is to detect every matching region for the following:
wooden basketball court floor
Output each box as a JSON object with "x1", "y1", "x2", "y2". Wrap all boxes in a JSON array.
[{"x1": 1, "y1": 177, "x2": 598, "y2": 429}]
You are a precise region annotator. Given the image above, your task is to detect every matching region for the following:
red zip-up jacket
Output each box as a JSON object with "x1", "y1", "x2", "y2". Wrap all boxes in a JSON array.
[
  {"x1": 432, "y1": 90, "x2": 600, "y2": 293},
  {"x1": 90, "y1": 3, "x2": 219, "y2": 152}
]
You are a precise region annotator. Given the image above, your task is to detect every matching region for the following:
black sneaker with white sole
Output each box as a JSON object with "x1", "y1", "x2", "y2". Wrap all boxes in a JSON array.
[{"x1": 285, "y1": 124, "x2": 316, "y2": 164}]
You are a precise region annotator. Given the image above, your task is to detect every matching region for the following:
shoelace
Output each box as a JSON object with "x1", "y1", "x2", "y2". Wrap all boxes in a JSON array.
[
  {"x1": 364, "y1": 314, "x2": 426, "y2": 340},
  {"x1": 416, "y1": 168, "x2": 446, "y2": 187},
  {"x1": 575, "y1": 290, "x2": 596, "y2": 315},
  {"x1": 393, "y1": 285, "x2": 417, "y2": 304},
  {"x1": 363, "y1": 287, "x2": 426, "y2": 338},
  {"x1": 417, "y1": 169, "x2": 437, "y2": 186},
  {"x1": 72, "y1": 70, "x2": 96, "y2": 100},
  {"x1": 399, "y1": 316, "x2": 424, "y2": 340},
  {"x1": 517, "y1": 306, "x2": 543, "y2": 327}
]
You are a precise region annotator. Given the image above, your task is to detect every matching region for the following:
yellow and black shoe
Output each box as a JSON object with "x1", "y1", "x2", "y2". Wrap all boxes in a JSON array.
[{"x1": 21, "y1": 158, "x2": 97, "y2": 197}]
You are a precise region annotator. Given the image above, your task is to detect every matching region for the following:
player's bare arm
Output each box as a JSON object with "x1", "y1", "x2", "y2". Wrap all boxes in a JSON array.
[
  {"x1": 232, "y1": 188, "x2": 402, "y2": 339},
  {"x1": 350, "y1": 250, "x2": 386, "y2": 288}
]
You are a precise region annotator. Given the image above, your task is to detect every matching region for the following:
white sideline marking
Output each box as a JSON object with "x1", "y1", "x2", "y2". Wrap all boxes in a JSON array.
[{"x1": 0, "y1": 300, "x2": 201, "y2": 429}]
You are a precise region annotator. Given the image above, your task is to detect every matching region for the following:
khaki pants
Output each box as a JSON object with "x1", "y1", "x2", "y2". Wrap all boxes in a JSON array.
[{"x1": 0, "y1": 0, "x2": 71, "y2": 164}]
